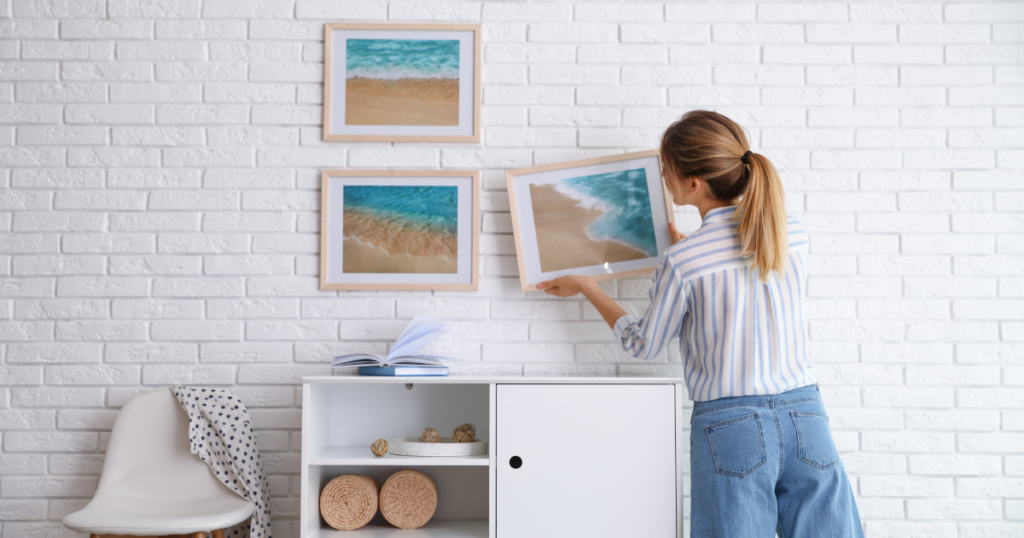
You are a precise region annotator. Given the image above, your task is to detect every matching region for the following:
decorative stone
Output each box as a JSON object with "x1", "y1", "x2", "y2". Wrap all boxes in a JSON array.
[
  {"x1": 421, "y1": 428, "x2": 440, "y2": 443},
  {"x1": 370, "y1": 438, "x2": 388, "y2": 457},
  {"x1": 453, "y1": 423, "x2": 476, "y2": 443}
]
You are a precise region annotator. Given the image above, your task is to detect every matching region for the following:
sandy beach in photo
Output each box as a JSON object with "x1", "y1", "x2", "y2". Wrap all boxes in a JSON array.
[
  {"x1": 530, "y1": 184, "x2": 650, "y2": 274},
  {"x1": 343, "y1": 237, "x2": 457, "y2": 274},
  {"x1": 344, "y1": 38, "x2": 461, "y2": 127},
  {"x1": 346, "y1": 77, "x2": 459, "y2": 126},
  {"x1": 342, "y1": 208, "x2": 457, "y2": 274}
]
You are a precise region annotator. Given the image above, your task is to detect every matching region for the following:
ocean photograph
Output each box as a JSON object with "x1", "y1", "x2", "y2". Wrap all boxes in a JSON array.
[
  {"x1": 342, "y1": 185, "x2": 459, "y2": 274},
  {"x1": 529, "y1": 168, "x2": 658, "y2": 273},
  {"x1": 345, "y1": 38, "x2": 460, "y2": 126}
]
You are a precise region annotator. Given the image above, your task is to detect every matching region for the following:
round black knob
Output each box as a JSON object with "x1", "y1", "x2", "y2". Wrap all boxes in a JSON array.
[{"x1": 509, "y1": 456, "x2": 522, "y2": 469}]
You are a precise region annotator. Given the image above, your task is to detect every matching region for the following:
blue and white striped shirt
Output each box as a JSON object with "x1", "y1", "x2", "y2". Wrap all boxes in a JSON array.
[{"x1": 613, "y1": 205, "x2": 817, "y2": 402}]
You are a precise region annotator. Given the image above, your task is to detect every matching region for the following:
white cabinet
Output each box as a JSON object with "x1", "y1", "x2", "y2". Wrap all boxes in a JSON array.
[
  {"x1": 301, "y1": 376, "x2": 683, "y2": 538},
  {"x1": 496, "y1": 384, "x2": 678, "y2": 538}
]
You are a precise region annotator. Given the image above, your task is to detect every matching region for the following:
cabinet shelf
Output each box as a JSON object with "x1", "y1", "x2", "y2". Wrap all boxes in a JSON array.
[
  {"x1": 309, "y1": 447, "x2": 489, "y2": 466},
  {"x1": 316, "y1": 520, "x2": 486, "y2": 537},
  {"x1": 301, "y1": 376, "x2": 685, "y2": 538}
]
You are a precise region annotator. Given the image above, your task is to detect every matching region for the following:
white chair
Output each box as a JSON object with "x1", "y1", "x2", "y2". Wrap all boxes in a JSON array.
[{"x1": 63, "y1": 388, "x2": 255, "y2": 538}]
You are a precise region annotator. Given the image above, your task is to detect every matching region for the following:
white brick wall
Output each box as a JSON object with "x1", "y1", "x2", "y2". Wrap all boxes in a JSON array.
[{"x1": 0, "y1": 0, "x2": 1022, "y2": 536}]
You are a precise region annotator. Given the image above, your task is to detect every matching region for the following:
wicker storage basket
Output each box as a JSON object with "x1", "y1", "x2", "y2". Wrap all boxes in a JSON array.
[
  {"x1": 379, "y1": 469, "x2": 438, "y2": 529},
  {"x1": 319, "y1": 474, "x2": 379, "y2": 531}
]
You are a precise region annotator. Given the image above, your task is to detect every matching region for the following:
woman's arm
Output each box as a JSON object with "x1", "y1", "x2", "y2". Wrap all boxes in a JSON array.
[
  {"x1": 536, "y1": 222, "x2": 689, "y2": 360},
  {"x1": 536, "y1": 275, "x2": 625, "y2": 329},
  {"x1": 537, "y1": 222, "x2": 687, "y2": 329}
]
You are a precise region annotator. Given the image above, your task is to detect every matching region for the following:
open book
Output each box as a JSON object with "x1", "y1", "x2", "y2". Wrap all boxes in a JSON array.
[{"x1": 331, "y1": 315, "x2": 461, "y2": 368}]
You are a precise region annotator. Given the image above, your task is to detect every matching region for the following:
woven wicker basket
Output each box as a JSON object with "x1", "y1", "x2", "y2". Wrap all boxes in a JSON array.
[
  {"x1": 379, "y1": 469, "x2": 438, "y2": 529},
  {"x1": 319, "y1": 474, "x2": 379, "y2": 531}
]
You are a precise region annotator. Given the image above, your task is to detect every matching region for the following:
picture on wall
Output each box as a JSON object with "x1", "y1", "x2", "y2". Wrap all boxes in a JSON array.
[
  {"x1": 343, "y1": 184, "x2": 458, "y2": 274},
  {"x1": 345, "y1": 39, "x2": 459, "y2": 127},
  {"x1": 323, "y1": 23, "x2": 481, "y2": 143},
  {"x1": 506, "y1": 150, "x2": 675, "y2": 292},
  {"x1": 321, "y1": 170, "x2": 479, "y2": 290}
]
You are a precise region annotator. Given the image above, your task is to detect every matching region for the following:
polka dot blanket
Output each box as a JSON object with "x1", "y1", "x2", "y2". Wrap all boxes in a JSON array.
[{"x1": 171, "y1": 386, "x2": 271, "y2": 538}]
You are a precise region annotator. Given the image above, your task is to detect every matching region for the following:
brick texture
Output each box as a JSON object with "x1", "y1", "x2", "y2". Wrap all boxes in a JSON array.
[{"x1": 1, "y1": 1, "x2": 1022, "y2": 537}]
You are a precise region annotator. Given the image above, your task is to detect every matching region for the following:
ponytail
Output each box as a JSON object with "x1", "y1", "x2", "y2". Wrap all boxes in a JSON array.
[
  {"x1": 735, "y1": 152, "x2": 787, "y2": 280},
  {"x1": 659, "y1": 110, "x2": 788, "y2": 281}
]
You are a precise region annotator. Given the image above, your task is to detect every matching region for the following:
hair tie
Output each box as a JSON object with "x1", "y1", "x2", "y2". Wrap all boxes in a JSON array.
[{"x1": 741, "y1": 150, "x2": 752, "y2": 164}]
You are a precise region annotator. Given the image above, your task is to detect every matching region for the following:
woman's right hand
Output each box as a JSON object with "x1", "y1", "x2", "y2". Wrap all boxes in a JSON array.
[
  {"x1": 669, "y1": 222, "x2": 687, "y2": 244},
  {"x1": 536, "y1": 275, "x2": 592, "y2": 298}
]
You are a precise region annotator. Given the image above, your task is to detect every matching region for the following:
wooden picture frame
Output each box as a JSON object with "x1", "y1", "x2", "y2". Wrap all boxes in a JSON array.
[
  {"x1": 506, "y1": 149, "x2": 676, "y2": 292},
  {"x1": 323, "y1": 22, "x2": 481, "y2": 143},
  {"x1": 320, "y1": 170, "x2": 480, "y2": 291}
]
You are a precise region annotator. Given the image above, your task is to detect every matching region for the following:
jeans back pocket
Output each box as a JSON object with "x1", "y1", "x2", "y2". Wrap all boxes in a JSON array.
[
  {"x1": 704, "y1": 413, "x2": 767, "y2": 478},
  {"x1": 790, "y1": 411, "x2": 841, "y2": 469}
]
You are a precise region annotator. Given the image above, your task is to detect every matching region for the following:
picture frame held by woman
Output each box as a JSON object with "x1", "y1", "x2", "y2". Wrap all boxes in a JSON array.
[{"x1": 506, "y1": 150, "x2": 676, "y2": 292}]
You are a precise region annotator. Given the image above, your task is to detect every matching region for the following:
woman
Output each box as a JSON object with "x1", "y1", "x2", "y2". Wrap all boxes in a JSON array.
[{"x1": 537, "y1": 110, "x2": 864, "y2": 538}]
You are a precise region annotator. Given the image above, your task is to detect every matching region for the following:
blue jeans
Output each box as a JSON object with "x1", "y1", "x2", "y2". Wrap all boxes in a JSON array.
[{"x1": 690, "y1": 383, "x2": 864, "y2": 538}]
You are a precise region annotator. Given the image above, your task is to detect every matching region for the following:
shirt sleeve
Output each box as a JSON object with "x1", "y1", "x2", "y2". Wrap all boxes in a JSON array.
[
  {"x1": 612, "y1": 254, "x2": 688, "y2": 361},
  {"x1": 787, "y1": 214, "x2": 810, "y2": 251}
]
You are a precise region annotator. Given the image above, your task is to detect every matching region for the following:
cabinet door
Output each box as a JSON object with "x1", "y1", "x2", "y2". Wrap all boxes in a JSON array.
[{"x1": 496, "y1": 384, "x2": 677, "y2": 538}]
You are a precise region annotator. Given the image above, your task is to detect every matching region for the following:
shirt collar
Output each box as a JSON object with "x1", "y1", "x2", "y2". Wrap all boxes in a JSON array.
[{"x1": 702, "y1": 205, "x2": 739, "y2": 224}]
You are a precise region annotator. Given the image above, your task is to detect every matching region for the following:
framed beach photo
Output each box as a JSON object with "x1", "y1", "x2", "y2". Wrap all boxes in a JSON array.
[
  {"x1": 506, "y1": 150, "x2": 676, "y2": 292},
  {"x1": 323, "y1": 23, "x2": 481, "y2": 143},
  {"x1": 320, "y1": 170, "x2": 480, "y2": 291}
]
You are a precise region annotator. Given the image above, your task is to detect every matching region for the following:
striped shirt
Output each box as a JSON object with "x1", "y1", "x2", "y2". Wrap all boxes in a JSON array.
[{"x1": 612, "y1": 205, "x2": 817, "y2": 402}]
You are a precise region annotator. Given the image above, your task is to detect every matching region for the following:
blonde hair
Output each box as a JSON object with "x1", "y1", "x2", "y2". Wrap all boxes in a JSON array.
[{"x1": 659, "y1": 110, "x2": 788, "y2": 280}]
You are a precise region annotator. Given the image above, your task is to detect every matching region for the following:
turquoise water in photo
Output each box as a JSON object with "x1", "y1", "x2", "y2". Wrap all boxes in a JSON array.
[
  {"x1": 346, "y1": 39, "x2": 460, "y2": 80},
  {"x1": 344, "y1": 185, "x2": 458, "y2": 236},
  {"x1": 555, "y1": 168, "x2": 658, "y2": 257}
]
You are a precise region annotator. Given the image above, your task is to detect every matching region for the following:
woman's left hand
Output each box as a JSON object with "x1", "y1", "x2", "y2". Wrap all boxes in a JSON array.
[
  {"x1": 536, "y1": 275, "x2": 592, "y2": 298},
  {"x1": 669, "y1": 222, "x2": 687, "y2": 244}
]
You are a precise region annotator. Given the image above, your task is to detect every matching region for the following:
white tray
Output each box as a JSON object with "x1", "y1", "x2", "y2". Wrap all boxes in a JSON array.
[{"x1": 389, "y1": 437, "x2": 488, "y2": 457}]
